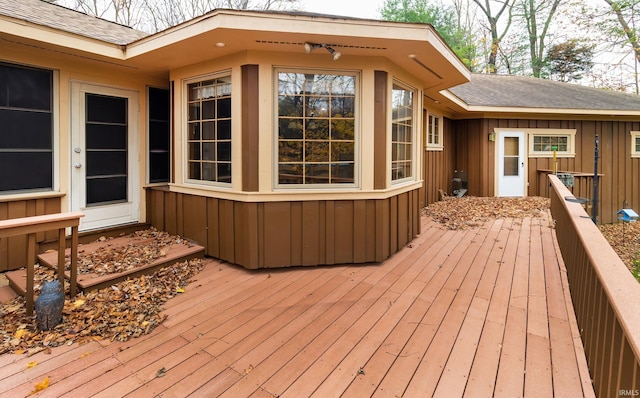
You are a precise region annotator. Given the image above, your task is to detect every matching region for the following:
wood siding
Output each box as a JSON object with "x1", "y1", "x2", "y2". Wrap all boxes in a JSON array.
[
  {"x1": 421, "y1": 117, "x2": 457, "y2": 207},
  {"x1": 146, "y1": 188, "x2": 420, "y2": 269},
  {"x1": 0, "y1": 196, "x2": 62, "y2": 271},
  {"x1": 451, "y1": 118, "x2": 640, "y2": 224}
]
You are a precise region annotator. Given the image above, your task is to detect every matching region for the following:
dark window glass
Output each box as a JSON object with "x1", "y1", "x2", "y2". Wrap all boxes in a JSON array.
[
  {"x1": 148, "y1": 87, "x2": 170, "y2": 183},
  {"x1": 0, "y1": 153, "x2": 52, "y2": 191},
  {"x1": 0, "y1": 63, "x2": 53, "y2": 193},
  {"x1": 85, "y1": 94, "x2": 127, "y2": 205},
  {"x1": 87, "y1": 94, "x2": 126, "y2": 124}
]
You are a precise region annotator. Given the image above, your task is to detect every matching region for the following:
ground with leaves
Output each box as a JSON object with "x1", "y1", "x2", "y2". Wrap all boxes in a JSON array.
[
  {"x1": 599, "y1": 221, "x2": 640, "y2": 276},
  {"x1": 0, "y1": 230, "x2": 205, "y2": 356},
  {"x1": 423, "y1": 195, "x2": 640, "y2": 277},
  {"x1": 422, "y1": 196, "x2": 551, "y2": 230}
]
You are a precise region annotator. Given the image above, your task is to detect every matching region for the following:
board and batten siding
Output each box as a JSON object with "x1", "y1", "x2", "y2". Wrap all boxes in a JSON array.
[
  {"x1": 146, "y1": 188, "x2": 420, "y2": 269},
  {"x1": 0, "y1": 196, "x2": 62, "y2": 271},
  {"x1": 421, "y1": 117, "x2": 457, "y2": 207},
  {"x1": 451, "y1": 118, "x2": 640, "y2": 224}
]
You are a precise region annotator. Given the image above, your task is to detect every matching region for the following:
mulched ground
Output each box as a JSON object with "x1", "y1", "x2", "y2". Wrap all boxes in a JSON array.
[
  {"x1": 599, "y1": 221, "x2": 640, "y2": 274},
  {"x1": 0, "y1": 230, "x2": 206, "y2": 356}
]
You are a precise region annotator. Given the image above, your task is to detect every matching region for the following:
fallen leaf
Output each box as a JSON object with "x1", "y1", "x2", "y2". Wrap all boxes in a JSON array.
[
  {"x1": 73, "y1": 299, "x2": 86, "y2": 308},
  {"x1": 31, "y1": 377, "x2": 50, "y2": 394},
  {"x1": 176, "y1": 287, "x2": 185, "y2": 293},
  {"x1": 156, "y1": 367, "x2": 167, "y2": 378},
  {"x1": 14, "y1": 329, "x2": 29, "y2": 339},
  {"x1": 14, "y1": 350, "x2": 26, "y2": 355},
  {"x1": 26, "y1": 361, "x2": 38, "y2": 369}
]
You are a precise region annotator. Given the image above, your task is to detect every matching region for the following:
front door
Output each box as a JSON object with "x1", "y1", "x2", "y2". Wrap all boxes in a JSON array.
[
  {"x1": 71, "y1": 83, "x2": 139, "y2": 231},
  {"x1": 497, "y1": 131, "x2": 526, "y2": 197}
]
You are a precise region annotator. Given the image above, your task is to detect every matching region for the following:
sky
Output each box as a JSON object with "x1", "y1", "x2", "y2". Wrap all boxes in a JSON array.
[{"x1": 296, "y1": 0, "x2": 387, "y2": 19}]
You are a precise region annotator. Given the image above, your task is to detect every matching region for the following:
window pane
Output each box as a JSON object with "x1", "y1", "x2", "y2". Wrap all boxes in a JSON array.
[
  {"x1": 279, "y1": 119, "x2": 303, "y2": 139},
  {"x1": 391, "y1": 83, "x2": 414, "y2": 180},
  {"x1": 504, "y1": 157, "x2": 519, "y2": 176},
  {"x1": 279, "y1": 164, "x2": 303, "y2": 184},
  {"x1": 87, "y1": 94, "x2": 126, "y2": 124},
  {"x1": 0, "y1": 110, "x2": 52, "y2": 149},
  {"x1": 636, "y1": 137, "x2": 640, "y2": 153},
  {"x1": 504, "y1": 137, "x2": 519, "y2": 156},
  {"x1": 277, "y1": 72, "x2": 356, "y2": 185},
  {"x1": 0, "y1": 152, "x2": 52, "y2": 191},
  {"x1": 186, "y1": 76, "x2": 231, "y2": 184},
  {"x1": 5, "y1": 64, "x2": 52, "y2": 110}
]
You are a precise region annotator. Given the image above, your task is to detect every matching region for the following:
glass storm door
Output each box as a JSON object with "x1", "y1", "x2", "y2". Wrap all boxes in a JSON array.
[
  {"x1": 497, "y1": 131, "x2": 526, "y2": 197},
  {"x1": 71, "y1": 83, "x2": 139, "y2": 231}
]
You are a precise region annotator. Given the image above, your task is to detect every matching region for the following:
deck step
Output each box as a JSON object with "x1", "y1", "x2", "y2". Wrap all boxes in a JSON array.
[
  {"x1": 0, "y1": 283, "x2": 18, "y2": 304},
  {"x1": 6, "y1": 237, "x2": 205, "y2": 297}
]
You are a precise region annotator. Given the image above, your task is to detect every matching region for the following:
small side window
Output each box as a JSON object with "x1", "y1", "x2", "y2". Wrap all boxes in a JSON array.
[
  {"x1": 631, "y1": 131, "x2": 640, "y2": 158},
  {"x1": 426, "y1": 111, "x2": 443, "y2": 151}
]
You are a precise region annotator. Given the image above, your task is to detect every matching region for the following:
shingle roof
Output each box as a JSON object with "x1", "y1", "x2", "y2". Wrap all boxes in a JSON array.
[
  {"x1": 0, "y1": 0, "x2": 148, "y2": 45},
  {"x1": 448, "y1": 73, "x2": 640, "y2": 111}
]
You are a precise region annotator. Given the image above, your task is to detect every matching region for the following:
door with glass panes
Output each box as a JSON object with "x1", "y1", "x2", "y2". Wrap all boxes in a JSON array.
[{"x1": 70, "y1": 83, "x2": 139, "y2": 231}]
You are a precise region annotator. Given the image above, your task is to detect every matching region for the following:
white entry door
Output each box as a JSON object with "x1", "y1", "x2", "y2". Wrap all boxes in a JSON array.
[
  {"x1": 497, "y1": 131, "x2": 526, "y2": 197},
  {"x1": 70, "y1": 83, "x2": 140, "y2": 231}
]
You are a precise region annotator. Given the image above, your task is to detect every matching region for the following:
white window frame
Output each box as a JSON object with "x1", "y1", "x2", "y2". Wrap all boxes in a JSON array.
[
  {"x1": 631, "y1": 131, "x2": 640, "y2": 158},
  {"x1": 273, "y1": 68, "x2": 360, "y2": 189},
  {"x1": 526, "y1": 128, "x2": 577, "y2": 158},
  {"x1": 183, "y1": 71, "x2": 232, "y2": 187},
  {"x1": 391, "y1": 80, "x2": 417, "y2": 184},
  {"x1": 425, "y1": 110, "x2": 443, "y2": 151}
]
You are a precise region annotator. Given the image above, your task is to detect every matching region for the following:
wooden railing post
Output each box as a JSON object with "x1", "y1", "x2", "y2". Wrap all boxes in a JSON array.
[{"x1": 0, "y1": 212, "x2": 84, "y2": 315}]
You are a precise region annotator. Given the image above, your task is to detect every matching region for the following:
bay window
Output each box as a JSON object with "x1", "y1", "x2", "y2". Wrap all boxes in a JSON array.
[{"x1": 276, "y1": 71, "x2": 356, "y2": 186}]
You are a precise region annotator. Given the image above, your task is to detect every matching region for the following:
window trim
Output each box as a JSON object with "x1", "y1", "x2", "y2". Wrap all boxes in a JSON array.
[
  {"x1": 425, "y1": 110, "x2": 444, "y2": 151},
  {"x1": 391, "y1": 79, "x2": 417, "y2": 184},
  {"x1": 523, "y1": 128, "x2": 577, "y2": 158},
  {"x1": 182, "y1": 71, "x2": 232, "y2": 188},
  {"x1": 631, "y1": 131, "x2": 640, "y2": 158},
  {"x1": 273, "y1": 68, "x2": 360, "y2": 190}
]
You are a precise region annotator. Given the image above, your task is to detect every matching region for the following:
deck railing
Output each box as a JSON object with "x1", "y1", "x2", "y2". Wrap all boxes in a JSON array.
[{"x1": 549, "y1": 174, "x2": 640, "y2": 397}]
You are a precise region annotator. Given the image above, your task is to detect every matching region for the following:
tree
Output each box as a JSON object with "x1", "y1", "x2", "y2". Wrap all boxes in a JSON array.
[
  {"x1": 518, "y1": 0, "x2": 563, "y2": 78},
  {"x1": 547, "y1": 39, "x2": 594, "y2": 82},
  {"x1": 601, "y1": 0, "x2": 640, "y2": 93},
  {"x1": 55, "y1": 0, "x2": 299, "y2": 32},
  {"x1": 379, "y1": 0, "x2": 478, "y2": 70},
  {"x1": 471, "y1": 0, "x2": 514, "y2": 73}
]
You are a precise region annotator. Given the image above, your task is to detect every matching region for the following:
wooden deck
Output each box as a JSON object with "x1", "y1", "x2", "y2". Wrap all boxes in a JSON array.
[{"x1": 0, "y1": 213, "x2": 595, "y2": 397}]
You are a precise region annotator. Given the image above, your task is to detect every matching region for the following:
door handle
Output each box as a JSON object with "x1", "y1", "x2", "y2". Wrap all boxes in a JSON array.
[{"x1": 74, "y1": 162, "x2": 82, "y2": 169}]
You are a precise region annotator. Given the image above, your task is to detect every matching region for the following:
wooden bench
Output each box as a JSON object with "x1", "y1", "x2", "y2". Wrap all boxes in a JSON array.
[{"x1": 0, "y1": 212, "x2": 84, "y2": 315}]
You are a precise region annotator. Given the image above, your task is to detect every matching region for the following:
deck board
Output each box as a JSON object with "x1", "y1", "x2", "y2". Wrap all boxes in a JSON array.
[{"x1": 0, "y1": 212, "x2": 595, "y2": 397}]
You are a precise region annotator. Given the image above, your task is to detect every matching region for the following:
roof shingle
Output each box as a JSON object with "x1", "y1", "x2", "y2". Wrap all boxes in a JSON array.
[
  {"x1": 0, "y1": 0, "x2": 148, "y2": 45},
  {"x1": 448, "y1": 74, "x2": 640, "y2": 111}
]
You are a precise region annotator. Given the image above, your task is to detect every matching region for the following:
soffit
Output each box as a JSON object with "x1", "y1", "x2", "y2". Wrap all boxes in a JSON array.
[{"x1": 125, "y1": 10, "x2": 470, "y2": 90}]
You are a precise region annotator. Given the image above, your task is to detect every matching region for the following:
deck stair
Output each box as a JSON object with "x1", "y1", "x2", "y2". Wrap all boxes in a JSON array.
[{"x1": 5, "y1": 235, "x2": 205, "y2": 297}]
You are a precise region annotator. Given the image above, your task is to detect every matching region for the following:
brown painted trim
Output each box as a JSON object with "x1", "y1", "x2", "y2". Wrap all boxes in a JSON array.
[
  {"x1": 242, "y1": 64, "x2": 260, "y2": 192},
  {"x1": 374, "y1": 71, "x2": 388, "y2": 190},
  {"x1": 170, "y1": 81, "x2": 175, "y2": 184}
]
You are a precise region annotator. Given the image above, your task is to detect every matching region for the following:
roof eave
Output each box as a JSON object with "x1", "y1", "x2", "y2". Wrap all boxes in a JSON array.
[{"x1": 0, "y1": 16, "x2": 126, "y2": 59}]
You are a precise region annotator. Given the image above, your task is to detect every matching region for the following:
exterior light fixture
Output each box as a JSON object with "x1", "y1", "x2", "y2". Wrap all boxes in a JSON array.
[{"x1": 303, "y1": 42, "x2": 341, "y2": 61}]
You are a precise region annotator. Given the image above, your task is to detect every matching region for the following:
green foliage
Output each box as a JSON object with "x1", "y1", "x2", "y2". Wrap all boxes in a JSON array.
[
  {"x1": 632, "y1": 254, "x2": 640, "y2": 282},
  {"x1": 546, "y1": 39, "x2": 595, "y2": 82},
  {"x1": 379, "y1": 0, "x2": 478, "y2": 70}
]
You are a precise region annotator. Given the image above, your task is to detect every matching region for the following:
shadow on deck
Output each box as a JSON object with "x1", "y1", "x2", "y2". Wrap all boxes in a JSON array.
[{"x1": 0, "y1": 212, "x2": 594, "y2": 397}]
